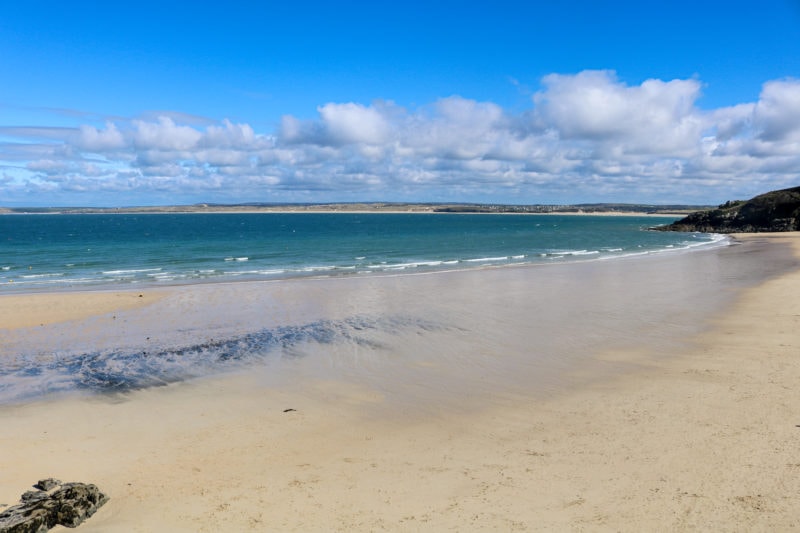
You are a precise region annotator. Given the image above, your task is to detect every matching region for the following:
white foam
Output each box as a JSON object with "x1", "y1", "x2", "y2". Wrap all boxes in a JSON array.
[
  {"x1": 387, "y1": 260, "x2": 445, "y2": 269},
  {"x1": 300, "y1": 265, "x2": 337, "y2": 272},
  {"x1": 465, "y1": 256, "x2": 509, "y2": 263},
  {"x1": 599, "y1": 234, "x2": 731, "y2": 261},
  {"x1": 227, "y1": 269, "x2": 287, "y2": 276},
  {"x1": 681, "y1": 233, "x2": 728, "y2": 249},
  {"x1": 551, "y1": 250, "x2": 601, "y2": 257},
  {"x1": 149, "y1": 272, "x2": 180, "y2": 280},
  {"x1": 20, "y1": 272, "x2": 65, "y2": 279},
  {"x1": 103, "y1": 268, "x2": 163, "y2": 275}
]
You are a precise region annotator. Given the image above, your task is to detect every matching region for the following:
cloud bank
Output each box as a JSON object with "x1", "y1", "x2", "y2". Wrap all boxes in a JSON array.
[{"x1": 2, "y1": 70, "x2": 799, "y2": 205}]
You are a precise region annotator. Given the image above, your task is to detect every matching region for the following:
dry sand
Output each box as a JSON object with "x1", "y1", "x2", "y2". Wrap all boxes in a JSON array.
[
  {"x1": 1, "y1": 233, "x2": 799, "y2": 531},
  {"x1": 0, "y1": 290, "x2": 164, "y2": 330}
]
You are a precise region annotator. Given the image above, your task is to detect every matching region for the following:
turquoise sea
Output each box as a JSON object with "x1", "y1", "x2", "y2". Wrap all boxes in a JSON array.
[{"x1": 0, "y1": 213, "x2": 721, "y2": 292}]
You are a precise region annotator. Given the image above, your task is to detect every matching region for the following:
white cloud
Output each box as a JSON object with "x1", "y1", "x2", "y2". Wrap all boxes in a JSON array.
[
  {"x1": 26, "y1": 159, "x2": 70, "y2": 173},
  {"x1": 533, "y1": 70, "x2": 704, "y2": 156},
  {"x1": 5, "y1": 71, "x2": 800, "y2": 205},
  {"x1": 280, "y1": 102, "x2": 392, "y2": 146},
  {"x1": 200, "y1": 119, "x2": 259, "y2": 149},
  {"x1": 318, "y1": 102, "x2": 390, "y2": 145},
  {"x1": 400, "y1": 97, "x2": 510, "y2": 161},
  {"x1": 74, "y1": 122, "x2": 126, "y2": 151},
  {"x1": 753, "y1": 78, "x2": 800, "y2": 142},
  {"x1": 132, "y1": 116, "x2": 202, "y2": 151}
]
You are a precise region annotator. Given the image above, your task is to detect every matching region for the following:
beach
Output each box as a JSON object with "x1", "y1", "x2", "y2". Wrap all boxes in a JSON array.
[{"x1": 1, "y1": 233, "x2": 799, "y2": 531}]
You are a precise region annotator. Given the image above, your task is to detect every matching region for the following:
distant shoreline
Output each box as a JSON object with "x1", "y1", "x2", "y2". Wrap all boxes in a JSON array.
[{"x1": 0, "y1": 202, "x2": 706, "y2": 216}]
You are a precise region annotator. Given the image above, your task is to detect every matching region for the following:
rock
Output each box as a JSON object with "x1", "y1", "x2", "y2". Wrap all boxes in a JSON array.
[
  {"x1": 33, "y1": 480, "x2": 60, "y2": 492},
  {"x1": 656, "y1": 186, "x2": 800, "y2": 233},
  {"x1": 19, "y1": 491, "x2": 48, "y2": 503},
  {"x1": 0, "y1": 480, "x2": 108, "y2": 532}
]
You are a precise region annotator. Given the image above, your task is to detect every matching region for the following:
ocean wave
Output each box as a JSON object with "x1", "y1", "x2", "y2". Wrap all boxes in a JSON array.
[
  {"x1": 300, "y1": 265, "x2": 338, "y2": 272},
  {"x1": 598, "y1": 235, "x2": 731, "y2": 261},
  {"x1": 102, "y1": 268, "x2": 163, "y2": 275},
  {"x1": 3, "y1": 276, "x2": 98, "y2": 287},
  {"x1": 147, "y1": 272, "x2": 185, "y2": 281},
  {"x1": 379, "y1": 260, "x2": 446, "y2": 270},
  {"x1": 19, "y1": 272, "x2": 65, "y2": 279},
  {"x1": 225, "y1": 269, "x2": 287, "y2": 276},
  {"x1": 465, "y1": 256, "x2": 510, "y2": 263},
  {"x1": 547, "y1": 250, "x2": 601, "y2": 257},
  {"x1": 682, "y1": 233, "x2": 728, "y2": 249}
]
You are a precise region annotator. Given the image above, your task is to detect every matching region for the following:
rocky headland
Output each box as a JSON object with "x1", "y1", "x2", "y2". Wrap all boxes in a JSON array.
[{"x1": 657, "y1": 186, "x2": 800, "y2": 233}]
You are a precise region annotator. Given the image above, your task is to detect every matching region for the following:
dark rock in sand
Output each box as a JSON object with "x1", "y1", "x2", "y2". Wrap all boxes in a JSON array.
[
  {"x1": 33, "y1": 480, "x2": 61, "y2": 492},
  {"x1": 656, "y1": 186, "x2": 800, "y2": 233},
  {"x1": 0, "y1": 480, "x2": 108, "y2": 532}
]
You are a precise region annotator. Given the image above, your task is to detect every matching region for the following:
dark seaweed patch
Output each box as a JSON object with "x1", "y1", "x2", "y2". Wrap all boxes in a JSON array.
[{"x1": 0, "y1": 315, "x2": 447, "y2": 403}]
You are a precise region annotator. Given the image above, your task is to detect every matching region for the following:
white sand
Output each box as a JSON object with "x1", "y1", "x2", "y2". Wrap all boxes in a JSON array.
[
  {"x1": 1, "y1": 233, "x2": 799, "y2": 531},
  {"x1": 0, "y1": 291, "x2": 164, "y2": 330}
]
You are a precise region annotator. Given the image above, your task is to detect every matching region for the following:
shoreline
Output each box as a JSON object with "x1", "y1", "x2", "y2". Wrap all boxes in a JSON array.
[{"x1": 1, "y1": 233, "x2": 799, "y2": 530}]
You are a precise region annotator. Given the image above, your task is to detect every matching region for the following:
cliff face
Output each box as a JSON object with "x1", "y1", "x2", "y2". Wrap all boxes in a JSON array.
[{"x1": 658, "y1": 186, "x2": 800, "y2": 233}]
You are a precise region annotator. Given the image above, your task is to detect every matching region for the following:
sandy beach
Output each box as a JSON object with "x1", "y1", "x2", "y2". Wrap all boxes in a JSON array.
[
  {"x1": 0, "y1": 291, "x2": 165, "y2": 330},
  {"x1": 1, "y1": 233, "x2": 799, "y2": 531}
]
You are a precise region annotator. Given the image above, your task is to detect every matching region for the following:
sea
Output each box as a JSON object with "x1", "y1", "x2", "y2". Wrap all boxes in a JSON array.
[
  {"x1": 13, "y1": 212, "x2": 787, "y2": 407},
  {"x1": 0, "y1": 213, "x2": 722, "y2": 292}
]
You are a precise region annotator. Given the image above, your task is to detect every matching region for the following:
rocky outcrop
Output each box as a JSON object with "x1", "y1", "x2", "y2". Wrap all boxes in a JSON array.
[
  {"x1": 657, "y1": 186, "x2": 800, "y2": 233},
  {"x1": 0, "y1": 479, "x2": 108, "y2": 532}
]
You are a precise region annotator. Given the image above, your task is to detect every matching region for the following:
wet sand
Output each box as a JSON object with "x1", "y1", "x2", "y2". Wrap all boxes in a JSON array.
[{"x1": 1, "y1": 233, "x2": 799, "y2": 531}]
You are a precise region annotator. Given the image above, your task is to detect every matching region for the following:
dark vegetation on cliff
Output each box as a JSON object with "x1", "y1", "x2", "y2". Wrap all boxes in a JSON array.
[{"x1": 658, "y1": 186, "x2": 800, "y2": 233}]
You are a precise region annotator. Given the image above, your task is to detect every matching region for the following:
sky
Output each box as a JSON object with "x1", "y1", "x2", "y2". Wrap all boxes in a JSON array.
[{"x1": 1, "y1": 1, "x2": 800, "y2": 207}]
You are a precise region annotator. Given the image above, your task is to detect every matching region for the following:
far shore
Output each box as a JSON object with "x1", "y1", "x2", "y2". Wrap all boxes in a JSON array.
[{"x1": 0, "y1": 201, "x2": 704, "y2": 216}]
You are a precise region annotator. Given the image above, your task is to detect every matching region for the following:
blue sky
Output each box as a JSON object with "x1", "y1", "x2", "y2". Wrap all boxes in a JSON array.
[{"x1": 2, "y1": 1, "x2": 799, "y2": 206}]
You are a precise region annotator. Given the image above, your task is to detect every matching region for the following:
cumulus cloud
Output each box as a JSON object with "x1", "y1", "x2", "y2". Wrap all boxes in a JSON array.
[
  {"x1": 318, "y1": 102, "x2": 390, "y2": 145},
  {"x1": 280, "y1": 102, "x2": 391, "y2": 146},
  {"x1": 753, "y1": 78, "x2": 800, "y2": 142},
  {"x1": 4, "y1": 70, "x2": 800, "y2": 205},
  {"x1": 201, "y1": 119, "x2": 258, "y2": 149},
  {"x1": 132, "y1": 116, "x2": 203, "y2": 151},
  {"x1": 535, "y1": 71, "x2": 700, "y2": 137},
  {"x1": 533, "y1": 70, "x2": 705, "y2": 157},
  {"x1": 75, "y1": 122, "x2": 126, "y2": 151}
]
